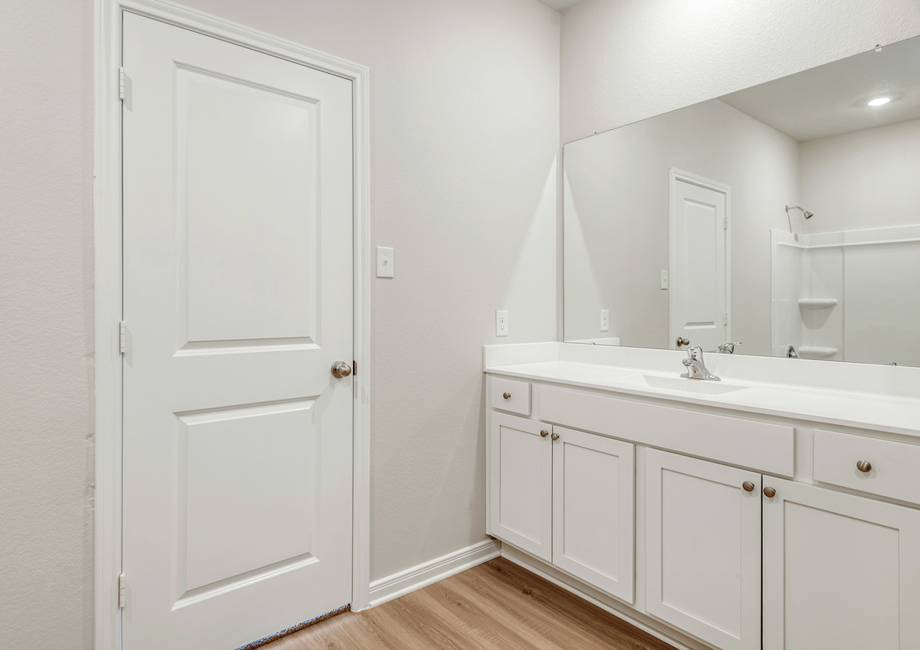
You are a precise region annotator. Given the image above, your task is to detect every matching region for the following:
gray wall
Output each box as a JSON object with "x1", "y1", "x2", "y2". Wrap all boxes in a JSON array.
[{"x1": 0, "y1": 1, "x2": 95, "y2": 648}]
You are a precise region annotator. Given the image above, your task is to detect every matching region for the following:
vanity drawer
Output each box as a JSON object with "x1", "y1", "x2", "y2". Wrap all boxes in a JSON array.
[
  {"x1": 539, "y1": 385, "x2": 795, "y2": 476},
  {"x1": 814, "y1": 429, "x2": 920, "y2": 505},
  {"x1": 491, "y1": 377, "x2": 532, "y2": 416}
]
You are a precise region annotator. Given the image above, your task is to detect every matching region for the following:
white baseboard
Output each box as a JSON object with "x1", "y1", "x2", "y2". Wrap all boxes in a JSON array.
[{"x1": 368, "y1": 539, "x2": 501, "y2": 608}]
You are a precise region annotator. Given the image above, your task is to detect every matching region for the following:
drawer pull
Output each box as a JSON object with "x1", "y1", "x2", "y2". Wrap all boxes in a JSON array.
[
  {"x1": 742, "y1": 481, "x2": 755, "y2": 492},
  {"x1": 503, "y1": 392, "x2": 511, "y2": 400},
  {"x1": 857, "y1": 460, "x2": 872, "y2": 473},
  {"x1": 763, "y1": 486, "x2": 776, "y2": 498},
  {"x1": 540, "y1": 430, "x2": 549, "y2": 438}
]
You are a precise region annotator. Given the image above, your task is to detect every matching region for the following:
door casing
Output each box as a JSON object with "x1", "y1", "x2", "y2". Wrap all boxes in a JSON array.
[{"x1": 93, "y1": 2, "x2": 371, "y2": 648}]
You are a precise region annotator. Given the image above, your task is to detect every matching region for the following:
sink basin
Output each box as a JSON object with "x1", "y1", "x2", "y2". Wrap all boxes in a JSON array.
[{"x1": 607, "y1": 374, "x2": 748, "y2": 396}]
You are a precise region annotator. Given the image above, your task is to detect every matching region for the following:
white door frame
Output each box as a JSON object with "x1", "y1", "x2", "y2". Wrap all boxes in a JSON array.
[
  {"x1": 668, "y1": 168, "x2": 732, "y2": 350},
  {"x1": 93, "y1": 2, "x2": 371, "y2": 648}
]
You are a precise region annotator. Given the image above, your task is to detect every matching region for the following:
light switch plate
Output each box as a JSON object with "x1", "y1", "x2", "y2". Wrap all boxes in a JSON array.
[
  {"x1": 600, "y1": 310, "x2": 609, "y2": 332},
  {"x1": 660, "y1": 270, "x2": 669, "y2": 290},
  {"x1": 377, "y1": 246, "x2": 394, "y2": 278},
  {"x1": 496, "y1": 310, "x2": 509, "y2": 337}
]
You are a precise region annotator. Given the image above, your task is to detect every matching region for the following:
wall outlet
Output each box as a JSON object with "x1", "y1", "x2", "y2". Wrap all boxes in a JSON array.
[
  {"x1": 600, "y1": 309, "x2": 609, "y2": 332},
  {"x1": 660, "y1": 270, "x2": 669, "y2": 290},
  {"x1": 496, "y1": 310, "x2": 509, "y2": 337},
  {"x1": 376, "y1": 246, "x2": 394, "y2": 278}
]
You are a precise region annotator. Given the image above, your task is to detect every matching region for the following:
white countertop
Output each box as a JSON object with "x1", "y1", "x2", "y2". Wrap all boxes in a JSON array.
[{"x1": 484, "y1": 346, "x2": 920, "y2": 439}]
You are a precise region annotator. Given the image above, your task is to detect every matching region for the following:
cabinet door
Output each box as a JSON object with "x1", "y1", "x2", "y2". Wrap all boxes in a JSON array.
[
  {"x1": 489, "y1": 412, "x2": 553, "y2": 562},
  {"x1": 645, "y1": 449, "x2": 761, "y2": 650},
  {"x1": 763, "y1": 478, "x2": 920, "y2": 650},
  {"x1": 552, "y1": 426, "x2": 634, "y2": 603}
]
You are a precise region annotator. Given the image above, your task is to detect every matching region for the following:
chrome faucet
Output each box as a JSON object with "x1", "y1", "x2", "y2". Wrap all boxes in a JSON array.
[
  {"x1": 681, "y1": 347, "x2": 720, "y2": 381},
  {"x1": 785, "y1": 345, "x2": 798, "y2": 359},
  {"x1": 717, "y1": 341, "x2": 742, "y2": 354}
]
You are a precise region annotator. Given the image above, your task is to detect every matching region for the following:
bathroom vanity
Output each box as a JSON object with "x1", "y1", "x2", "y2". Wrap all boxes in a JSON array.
[{"x1": 484, "y1": 342, "x2": 920, "y2": 650}]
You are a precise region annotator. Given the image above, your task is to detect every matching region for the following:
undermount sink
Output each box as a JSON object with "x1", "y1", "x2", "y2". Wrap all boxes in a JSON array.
[{"x1": 607, "y1": 374, "x2": 749, "y2": 396}]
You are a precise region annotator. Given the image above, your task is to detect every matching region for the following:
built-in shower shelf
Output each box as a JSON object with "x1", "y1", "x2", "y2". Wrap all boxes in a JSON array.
[
  {"x1": 798, "y1": 299, "x2": 838, "y2": 309},
  {"x1": 798, "y1": 346, "x2": 839, "y2": 358}
]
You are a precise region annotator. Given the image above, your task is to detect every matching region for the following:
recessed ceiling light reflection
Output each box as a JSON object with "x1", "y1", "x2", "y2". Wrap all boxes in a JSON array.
[{"x1": 868, "y1": 97, "x2": 891, "y2": 106}]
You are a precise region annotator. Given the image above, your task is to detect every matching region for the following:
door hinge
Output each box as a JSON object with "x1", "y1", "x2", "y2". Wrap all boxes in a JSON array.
[
  {"x1": 119, "y1": 67, "x2": 132, "y2": 104},
  {"x1": 724, "y1": 313, "x2": 729, "y2": 326},
  {"x1": 118, "y1": 573, "x2": 126, "y2": 609},
  {"x1": 119, "y1": 321, "x2": 126, "y2": 354},
  {"x1": 723, "y1": 216, "x2": 728, "y2": 231}
]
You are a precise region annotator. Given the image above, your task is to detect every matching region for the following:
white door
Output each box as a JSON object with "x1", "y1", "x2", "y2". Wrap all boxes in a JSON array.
[
  {"x1": 552, "y1": 427, "x2": 634, "y2": 603},
  {"x1": 489, "y1": 413, "x2": 553, "y2": 562},
  {"x1": 763, "y1": 478, "x2": 920, "y2": 650},
  {"x1": 670, "y1": 171, "x2": 729, "y2": 351},
  {"x1": 122, "y1": 13, "x2": 354, "y2": 650},
  {"x1": 645, "y1": 449, "x2": 760, "y2": 650}
]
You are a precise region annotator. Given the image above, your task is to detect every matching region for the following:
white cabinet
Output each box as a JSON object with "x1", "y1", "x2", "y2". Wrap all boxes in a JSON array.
[
  {"x1": 552, "y1": 426, "x2": 635, "y2": 603},
  {"x1": 645, "y1": 449, "x2": 761, "y2": 650},
  {"x1": 763, "y1": 478, "x2": 920, "y2": 650},
  {"x1": 488, "y1": 412, "x2": 553, "y2": 562}
]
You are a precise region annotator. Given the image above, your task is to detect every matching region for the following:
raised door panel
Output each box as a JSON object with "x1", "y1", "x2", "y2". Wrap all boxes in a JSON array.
[
  {"x1": 763, "y1": 478, "x2": 920, "y2": 650},
  {"x1": 489, "y1": 413, "x2": 553, "y2": 562},
  {"x1": 552, "y1": 427, "x2": 634, "y2": 603},
  {"x1": 646, "y1": 449, "x2": 761, "y2": 650}
]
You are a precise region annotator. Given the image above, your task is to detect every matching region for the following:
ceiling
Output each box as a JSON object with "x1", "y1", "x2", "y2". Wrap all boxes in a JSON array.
[
  {"x1": 720, "y1": 35, "x2": 920, "y2": 141},
  {"x1": 535, "y1": 0, "x2": 581, "y2": 11}
]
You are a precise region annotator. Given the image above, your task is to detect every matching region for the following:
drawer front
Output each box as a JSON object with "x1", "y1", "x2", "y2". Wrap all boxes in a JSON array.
[
  {"x1": 814, "y1": 429, "x2": 920, "y2": 505},
  {"x1": 491, "y1": 377, "x2": 531, "y2": 416},
  {"x1": 539, "y1": 385, "x2": 795, "y2": 477}
]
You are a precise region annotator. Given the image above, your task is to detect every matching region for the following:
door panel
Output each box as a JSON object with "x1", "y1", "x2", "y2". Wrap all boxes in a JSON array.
[
  {"x1": 763, "y1": 478, "x2": 920, "y2": 650},
  {"x1": 645, "y1": 449, "x2": 760, "y2": 650},
  {"x1": 123, "y1": 13, "x2": 353, "y2": 650},
  {"x1": 552, "y1": 427, "x2": 634, "y2": 603},
  {"x1": 670, "y1": 175, "x2": 728, "y2": 351},
  {"x1": 489, "y1": 412, "x2": 553, "y2": 562}
]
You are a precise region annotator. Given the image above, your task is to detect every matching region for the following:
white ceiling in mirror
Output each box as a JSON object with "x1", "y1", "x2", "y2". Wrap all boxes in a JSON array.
[
  {"x1": 535, "y1": 0, "x2": 582, "y2": 11},
  {"x1": 720, "y1": 36, "x2": 920, "y2": 141}
]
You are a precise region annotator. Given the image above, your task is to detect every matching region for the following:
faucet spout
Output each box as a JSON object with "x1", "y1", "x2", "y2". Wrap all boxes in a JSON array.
[{"x1": 681, "y1": 347, "x2": 721, "y2": 381}]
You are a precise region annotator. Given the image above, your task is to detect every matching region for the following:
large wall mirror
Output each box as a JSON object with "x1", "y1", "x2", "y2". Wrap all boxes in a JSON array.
[{"x1": 563, "y1": 35, "x2": 920, "y2": 367}]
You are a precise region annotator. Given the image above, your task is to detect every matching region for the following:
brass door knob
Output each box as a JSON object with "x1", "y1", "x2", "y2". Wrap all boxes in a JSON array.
[
  {"x1": 551, "y1": 433, "x2": 560, "y2": 441},
  {"x1": 743, "y1": 481, "x2": 755, "y2": 492},
  {"x1": 540, "y1": 430, "x2": 550, "y2": 438},
  {"x1": 676, "y1": 337, "x2": 690, "y2": 347},
  {"x1": 503, "y1": 392, "x2": 511, "y2": 400},
  {"x1": 763, "y1": 486, "x2": 776, "y2": 498},
  {"x1": 857, "y1": 460, "x2": 872, "y2": 473},
  {"x1": 331, "y1": 361, "x2": 352, "y2": 378}
]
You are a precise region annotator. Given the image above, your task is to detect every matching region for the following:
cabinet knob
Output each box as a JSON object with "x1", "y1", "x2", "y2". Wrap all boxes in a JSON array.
[
  {"x1": 857, "y1": 460, "x2": 872, "y2": 473},
  {"x1": 503, "y1": 392, "x2": 511, "y2": 400},
  {"x1": 742, "y1": 481, "x2": 755, "y2": 492},
  {"x1": 540, "y1": 430, "x2": 549, "y2": 438},
  {"x1": 763, "y1": 486, "x2": 776, "y2": 498},
  {"x1": 551, "y1": 433, "x2": 560, "y2": 441},
  {"x1": 676, "y1": 337, "x2": 690, "y2": 347}
]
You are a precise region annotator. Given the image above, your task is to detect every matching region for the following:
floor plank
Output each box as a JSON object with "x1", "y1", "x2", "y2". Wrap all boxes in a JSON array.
[{"x1": 265, "y1": 557, "x2": 675, "y2": 650}]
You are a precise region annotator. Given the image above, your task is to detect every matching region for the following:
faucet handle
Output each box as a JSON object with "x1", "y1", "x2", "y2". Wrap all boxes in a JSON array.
[
  {"x1": 682, "y1": 358, "x2": 692, "y2": 367},
  {"x1": 688, "y1": 346, "x2": 703, "y2": 360}
]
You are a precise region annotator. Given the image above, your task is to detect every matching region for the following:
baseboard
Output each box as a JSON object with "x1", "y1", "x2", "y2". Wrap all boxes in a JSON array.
[
  {"x1": 368, "y1": 539, "x2": 501, "y2": 608},
  {"x1": 501, "y1": 546, "x2": 710, "y2": 650}
]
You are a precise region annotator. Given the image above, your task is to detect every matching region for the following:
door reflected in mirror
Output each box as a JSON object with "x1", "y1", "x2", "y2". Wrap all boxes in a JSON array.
[{"x1": 563, "y1": 34, "x2": 920, "y2": 367}]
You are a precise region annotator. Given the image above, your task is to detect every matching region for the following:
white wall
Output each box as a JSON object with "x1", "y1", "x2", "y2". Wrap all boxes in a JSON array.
[
  {"x1": 800, "y1": 117, "x2": 920, "y2": 234},
  {"x1": 561, "y1": 0, "x2": 920, "y2": 144},
  {"x1": 0, "y1": 1, "x2": 558, "y2": 645},
  {"x1": 564, "y1": 99, "x2": 799, "y2": 357},
  {"x1": 0, "y1": 1, "x2": 95, "y2": 648}
]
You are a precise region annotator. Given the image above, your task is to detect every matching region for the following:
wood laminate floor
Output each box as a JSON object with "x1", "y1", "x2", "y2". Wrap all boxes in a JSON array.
[{"x1": 264, "y1": 557, "x2": 676, "y2": 650}]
